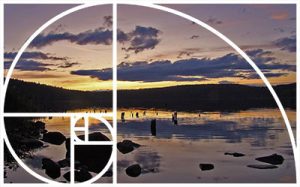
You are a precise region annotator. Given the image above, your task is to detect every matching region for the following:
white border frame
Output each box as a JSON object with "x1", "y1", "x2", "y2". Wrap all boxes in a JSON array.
[{"x1": 0, "y1": 1, "x2": 299, "y2": 186}]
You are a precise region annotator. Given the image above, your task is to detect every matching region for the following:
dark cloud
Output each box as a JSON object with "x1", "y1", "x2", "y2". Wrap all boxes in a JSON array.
[
  {"x1": 273, "y1": 35, "x2": 296, "y2": 52},
  {"x1": 190, "y1": 35, "x2": 199, "y2": 39},
  {"x1": 246, "y1": 72, "x2": 288, "y2": 79},
  {"x1": 4, "y1": 51, "x2": 67, "y2": 61},
  {"x1": 206, "y1": 17, "x2": 223, "y2": 25},
  {"x1": 121, "y1": 26, "x2": 161, "y2": 54},
  {"x1": 58, "y1": 62, "x2": 80, "y2": 68},
  {"x1": 71, "y1": 69, "x2": 112, "y2": 80},
  {"x1": 4, "y1": 60, "x2": 51, "y2": 71},
  {"x1": 218, "y1": 80, "x2": 234, "y2": 84},
  {"x1": 71, "y1": 49, "x2": 295, "y2": 82},
  {"x1": 29, "y1": 25, "x2": 161, "y2": 54},
  {"x1": 29, "y1": 28, "x2": 112, "y2": 48},
  {"x1": 177, "y1": 51, "x2": 193, "y2": 59},
  {"x1": 103, "y1": 15, "x2": 112, "y2": 27}
]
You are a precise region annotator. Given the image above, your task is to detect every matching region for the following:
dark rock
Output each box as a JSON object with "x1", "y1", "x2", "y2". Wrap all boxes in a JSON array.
[
  {"x1": 58, "y1": 158, "x2": 70, "y2": 168},
  {"x1": 63, "y1": 172, "x2": 70, "y2": 181},
  {"x1": 224, "y1": 152, "x2": 245, "y2": 157},
  {"x1": 75, "y1": 145, "x2": 112, "y2": 173},
  {"x1": 41, "y1": 129, "x2": 48, "y2": 134},
  {"x1": 75, "y1": 169, "x2": 92, "y2": 182},
  {"x1": 256, "y1": 154, "x2": 284, "y2": 165},
  {"x1": 247, "y1": 164, "x2": 278, "y2": 169},
  {"x1": 63, "y1": 169, "x2": 92, "y2": 182},
  {"x1": 117, "y1": 140, "x2": 140, "y2": 154},
  {"x1": 65, "y1": 138, "x2": 70, "y2": 158},
  {"x1": 199, "y1": 163, "x2": 214, "y2": 171},
  {"x1": 19, "y1": 138, "x2": 43, "y2": 149},
  {"x1": 77, "y1": 132, "x2": 110, "y2": 141},
  {"x1": 35, "y1": 121, "x2": 46, "y2": 129},
  {"x1": 103, "y1": 169, "x2": 113, "y2": 177},
  {"x1": 126, "y1": 164, "x2": 142, "y2": 177},
  {"x1": 43, "y1": 132, "x2": 66, "y2": 145},
  {"x1": 42, "y1": 158, "x2": 61, "y2": 179}
]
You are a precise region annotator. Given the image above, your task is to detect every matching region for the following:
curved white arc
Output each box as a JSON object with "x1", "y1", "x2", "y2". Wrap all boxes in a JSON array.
[
  {"x1": 72, "y1": 115, "x2": 114, "y2": 184},
  {"x1": 1, "y1": 3, "x2": 113, "y2": 184},
  {"x1": 140, "y1": 3, "x2": 299, "y2": 182},
  {"x1": 70, "y1": 114, "x2": 114, "y2": 183}
]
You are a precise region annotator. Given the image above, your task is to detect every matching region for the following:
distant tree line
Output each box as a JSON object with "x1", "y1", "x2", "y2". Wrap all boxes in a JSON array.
[{"x1": 4, "y1": 79, "x2": 296, "y2": 112}]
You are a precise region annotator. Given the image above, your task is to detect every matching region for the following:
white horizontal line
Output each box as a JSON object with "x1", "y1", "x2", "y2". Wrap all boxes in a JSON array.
[
  {"x1": 74, "y1": 141, "x2": 113, "y2": 145},
  {"x1": 3, "y1": 112, "x2": 113, "y2": 117}
]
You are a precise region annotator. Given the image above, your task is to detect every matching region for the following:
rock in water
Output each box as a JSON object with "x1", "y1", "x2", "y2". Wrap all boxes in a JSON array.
[
  {"x1": 42, "y1": 132, "x2": 66, "y2": 145},
  {"x1": 35, "y1": 121, "x2": 46, "y2": 130},
  {"x1": 42, "y1": 158, "x2": 61, "y2": 179},
  {"x1": 117, "y1": 140, "x2": 140, "y2": 154},
  {"x1": 64, "y1": 169, "x2": 93, "y2": 182},
  {"x1": 247, "y1": 164, "x2": 278, "y2": 169},
  {"x1": 58, "y1": 158, "x2": 70, "y2": 168},
  {"x1": 199, "y1": 163, "x2": 214, "y2": 171},
  {"x1": 19, "y1": 138, "x2": 43, "y2": 149},
  {"x1": 75, "y1": 169, "x2": 92, "y2": 182},
  {"x1": 126, "y1": 164, "x2": 142, "y2": 177},
  {"x1": 255, "y1": 154, "x2": 284, "y2": 165},
  {"x1": 77, "y1": 132, "x2": 110, "y2": 141},
  {"x1": 75, "y1": 145, "x2": 112, "y2": 173},
  {"x1": 224, "y1": 152, "x2": 245, "y2": 157}
]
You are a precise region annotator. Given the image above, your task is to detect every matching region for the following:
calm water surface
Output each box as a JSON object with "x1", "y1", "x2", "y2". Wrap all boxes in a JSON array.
[{"x1": 4, "y1": 108, "x2": 296, "y2": 183}]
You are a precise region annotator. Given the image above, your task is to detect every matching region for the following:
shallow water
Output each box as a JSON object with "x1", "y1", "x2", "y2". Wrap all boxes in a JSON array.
[
  {"x1": 4, "y1": 108, "x2": 296, "y2": 183},
  {"x1": 117, "y1": 108, "x2": 296, "y2": 183}
]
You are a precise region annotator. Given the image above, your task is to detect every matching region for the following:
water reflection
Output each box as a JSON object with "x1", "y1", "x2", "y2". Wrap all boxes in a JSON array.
[{"x1": 117, "y1": 108, "x2": 296, "y2": 183}]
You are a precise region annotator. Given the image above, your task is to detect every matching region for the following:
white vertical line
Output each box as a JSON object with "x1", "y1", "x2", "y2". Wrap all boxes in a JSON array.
[
  {"x1": 84, "y1": 116, "x2": 89, "y2": 142},
  {"x1": 296, "y1": 1, "x2": 299, "y2": 183},
  {"x1": 70, "y1": 116, "x2": 75, "y2": 184},
  {"x1": 0, "y1": 2, "x2": 4, "y2": 185},
  {"x1": 112, "y1": 2, "x2": 118, "y2": 184}
]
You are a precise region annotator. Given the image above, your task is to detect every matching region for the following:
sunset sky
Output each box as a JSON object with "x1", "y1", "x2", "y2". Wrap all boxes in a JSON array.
[{"x1": 4, "y1": 4, "x2": 296, "y2": 91}]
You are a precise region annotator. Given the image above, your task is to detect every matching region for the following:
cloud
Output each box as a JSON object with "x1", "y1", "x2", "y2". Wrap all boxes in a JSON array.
[
  {"x1": 273, "y1": 35, "x2": 296, "y2": 52},
  {"x1": 121, "y1": 26, "x2": 161, "y2": 54},
  {"x1": 4, "y1": 51, "x2": 78, "y2": 70},
  {"x1": 29, "y1": 28, "x2": 112, "y2": 48},
  {"x1": 177, "y1": 51, "x2": 193, "y2": 59},
  {"x1": 71, "y1": 69, "x2": 112, "y2": 80},
  {"x1": 4, "y1": 51, "x2": 67, "y2": 61},
  {"x1": 206, "y1": 17, "x2": 223, "y2": 25},
  {"x1": 71, "y1": 49, "x2": 295, "y2": 82},
  {"x1": 190, "y1": 35, "x2": 199, "y2": 39},
  {"x1": 4, "y1": 60, "x2": 51, "y2": 71},
  {"x1": 58, "y1": 62, "x2": 80, "y2": 68},
  {"x1": 29, "y1": 25, "x2": 161, "y2": 54},
  {"x1": 246, "y1": 72, "x2": 288, "y2": 79},
  {"x1": 218, "y1": 80, "x2": 234, "y2": 84},
  {"x1": 273, "y1": 27, "x2": 285, "y2": 33},
  {"x1": 271, "y1": 12, "x2": 289, "y2": 20},
  {"x1": 103, "y1": 15, "x2": 112, "y2": 27}
]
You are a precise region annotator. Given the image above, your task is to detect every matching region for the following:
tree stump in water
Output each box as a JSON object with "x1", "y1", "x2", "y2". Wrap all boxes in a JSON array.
[{"x1": 151, "y1": 119, "x2": 156, "y2": 136}]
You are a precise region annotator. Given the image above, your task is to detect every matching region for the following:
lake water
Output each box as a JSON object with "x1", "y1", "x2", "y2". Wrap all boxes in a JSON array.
[{"x1": 4, "y1": 108, "x2": 296, "y2": 183}]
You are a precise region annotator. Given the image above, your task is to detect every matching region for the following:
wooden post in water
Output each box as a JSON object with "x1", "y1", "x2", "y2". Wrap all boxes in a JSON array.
[
  {"x1": 151, "y1": 119, "x2": 156, "y2": 136},
  {"x1": 121, "y1": 112, "x2": 125, "y2": 123}
]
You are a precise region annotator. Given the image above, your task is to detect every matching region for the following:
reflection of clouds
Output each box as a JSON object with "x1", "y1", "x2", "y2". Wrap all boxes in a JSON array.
[
  {"x1": 118, "y1": 117, "x2": 286, "y2": 148},
  {"x1": 134, "y1": 151, "x2": 161, "y2": 174},
  {"x1": 24, "y1": 155, "x2": 44, "y2": 169},
  {"x1": 118, "y1": 149, "x2": 161, "y2": 174},
  {"x1": 117, "y1": 160, "x2": 131, "y2": 172}
]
